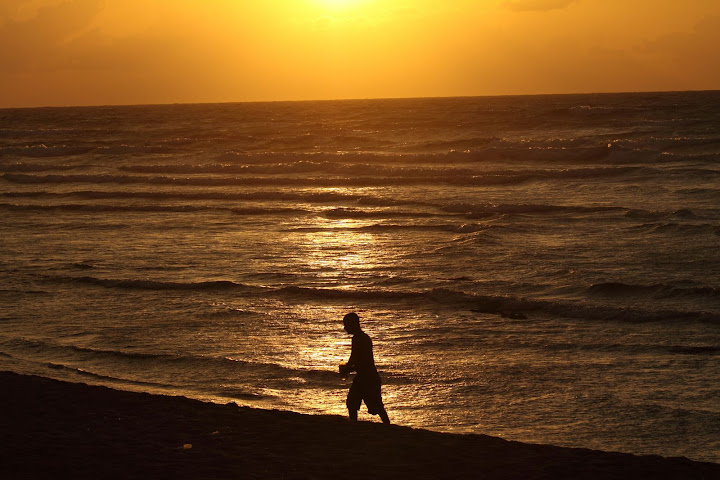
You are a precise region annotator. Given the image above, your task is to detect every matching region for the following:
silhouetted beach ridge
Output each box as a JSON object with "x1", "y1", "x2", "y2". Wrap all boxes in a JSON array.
[{"x1": 1, "y1": 372, "x2": 718, "y2": 480}]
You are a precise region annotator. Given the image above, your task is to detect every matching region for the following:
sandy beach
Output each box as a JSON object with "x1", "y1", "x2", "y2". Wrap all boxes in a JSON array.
[{"x1": 1, "y1": 372, "x2": 718, "y2": 479}]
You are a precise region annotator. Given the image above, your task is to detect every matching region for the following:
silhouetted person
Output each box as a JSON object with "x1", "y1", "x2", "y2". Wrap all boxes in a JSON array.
[{"x1": 339, "y1": 312, "x2": 390, "y2": 424}]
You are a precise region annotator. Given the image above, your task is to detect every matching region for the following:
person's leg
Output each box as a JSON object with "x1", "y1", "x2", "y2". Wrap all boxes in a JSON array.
[
  {"x1": 346, "y1": 379, "x2": 361, "y2": 421},
  {"x1": 378, "y1": 408, "x2": 390, "y2": 424},
  {"x1": 364, "y1": 379, "x2": 389, "y2": 424}
]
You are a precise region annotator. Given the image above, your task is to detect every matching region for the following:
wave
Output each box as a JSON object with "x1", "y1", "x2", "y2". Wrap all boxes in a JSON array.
[
  {"x1": 321, "y1": 207, "x2": 436, "y2": 219},
  {"x1": 0, "y1": 202, "x2": 470, "y2": 221},
  {"x1": 319, "y1": 203, "x2": 619, "y2": 220},
  {"x1": 69, "y1": 262, "x2": 95, "y2": 270},
  {"x1": 55, "y1": 276, "x2": 256, "y2": 291},
  {"x1": 624, "y1": 209, "x2": 700, "y2": 220},
  {"x1": 1, "y1": 337, "x2": 371, "y2": 388},
  {"x1": 1, "y1": 191, "x2": 635, "y2": 219},
  {"x1": 1, "y1": 201, "x2": 547, "y2": 221},
  {"x1": 0, "y1": 145, "x2": 94, "y2": 157},
  {"x1": 659, "y1": 152, "x2": 720, "y2": 162},
  {"x1": 0, "y1": 144, "x2": 173, "y2": 158},
  {"x1": 440, "y1": 202, "x2": 624, "y2": 216},
  {"x1": 44, "y1": 362, "x2": 168, "y2": 387},
  {"x1": 0, "y1": 202, "x2": 310, "y2": 216},
  {"x1": 212, "y1": 144, "x2": 668, "y2": 166},
  {"x1": 12, "y1": 143, "x2": 697, "y2": 168},
  {"x1": 466, "y1": 294, "x2": 720, "y2": 324},
  {"x1": 119, "y1": 160, "x2": 640, "y2": 178},
  {"x1": 0, "y1": 289, "x2": 50, "y2": 295},
  {"x1": 407, "y1": 136, "x2": 502, "y2": 152},
  {"x1": 284, "y1": 222, "x2": 493, "y2": 234},
  {"x1": 48, "y1": 274, "x2": 714, "y2": 322},
  {"x1": 588, "y1": 282, "x2": 720, "y2": 299},
  {"x1": 0, "y1": 162, "x2": 81, "y2": 172},
  {"x1": 550, "y1": 104, "x2": 643, "y2": 118},
  {"x1": 35, "y1": 359, "x2": 271, "y2": 400},
  {"x1": 670, "y1": 167, "x2": 720, "y2": 178},
  {"x1": 271, "y1": 285, "x2": 720, "y2": 324},
  {"x1": 119, "y1": 161, "x2": 496, "y2": 177},
  {"x1": 59, "y1": 275, "x2": 717, "y2": 324},
  {"x1": 676, "y1": 187, "x2": 720, "y2": 196},
  {"x1": 631, "y1": 222, "x2": 720, "y2": 236},
  {"x1": 665, "y1": 345, "x2": 720, "y2": 355},
  {"x1": 0, "y1": 189, "x2": 425, "y2": 208},
  {"x1": 0, "y1": 166, "x2": 647, "y2": 187}
]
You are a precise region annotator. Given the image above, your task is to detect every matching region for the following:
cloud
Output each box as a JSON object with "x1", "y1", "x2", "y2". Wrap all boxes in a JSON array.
[
  {"x1": 644, "y1": 15, "x2": 720, "y2": 58},
  {"x1": 637, "y1": 16, "x2": 720, "y2": 89},
  {"x1": 0, "y1": 0, "x2": 104, "y2": 72},
  {"x1": 641, "y1": 16, "x2": 720, "y2": 84},
  {"x1": 504, "y1": 0, "x2": 579, "y2": 12},
  {"x1": 0, "y1": 0, "x2": 199, "y2": 75}
]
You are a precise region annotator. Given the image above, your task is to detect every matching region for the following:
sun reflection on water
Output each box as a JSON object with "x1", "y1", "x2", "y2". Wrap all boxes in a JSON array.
[
  {"x1": 299, "y1": 219, "x2": 383, "y2": 283},
  {"x1": 225, "y1": 216, "x2": 413, "y2": 422}
]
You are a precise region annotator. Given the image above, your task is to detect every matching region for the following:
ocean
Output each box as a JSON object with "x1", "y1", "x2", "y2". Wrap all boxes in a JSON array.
[{"x1": 1, "y1": 91, "x2": 719, "y2": 462}]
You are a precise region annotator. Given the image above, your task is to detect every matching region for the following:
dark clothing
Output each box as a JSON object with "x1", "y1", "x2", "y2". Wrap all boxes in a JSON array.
[
  {"x1": 345, "y1": 331, "x2": 385, "y2": 414},
  {"x1": 347, "y1": 371, "x2": 384, "y2": 414},
  {"x1": 346, "y1": 332, "x2": 376, "y2": 376}
]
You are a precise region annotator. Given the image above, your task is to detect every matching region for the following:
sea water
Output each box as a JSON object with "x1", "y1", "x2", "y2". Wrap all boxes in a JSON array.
[{"x1": 1, "y1": 91, "x2": 719, "y2": 462}]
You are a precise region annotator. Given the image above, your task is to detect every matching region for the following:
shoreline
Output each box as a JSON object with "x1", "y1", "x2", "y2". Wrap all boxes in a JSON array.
[{"x1": 1, "y1": 371, "x2": 718, "y2": 479}]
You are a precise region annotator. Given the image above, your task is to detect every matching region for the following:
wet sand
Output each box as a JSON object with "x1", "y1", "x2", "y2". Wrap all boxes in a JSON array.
[{"x1": 1, "y1": 371, "x2": 718, "y2": 479}]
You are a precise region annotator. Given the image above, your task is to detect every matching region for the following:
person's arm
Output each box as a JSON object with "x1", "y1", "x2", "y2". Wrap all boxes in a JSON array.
[{"x1": 345, "y1": 336, "x2": 358, "y2": 372}]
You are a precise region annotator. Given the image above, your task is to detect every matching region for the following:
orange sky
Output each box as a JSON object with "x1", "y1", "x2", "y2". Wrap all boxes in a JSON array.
[{"x1": 1, "y1": 0, "x2": 719, "y2": 107}]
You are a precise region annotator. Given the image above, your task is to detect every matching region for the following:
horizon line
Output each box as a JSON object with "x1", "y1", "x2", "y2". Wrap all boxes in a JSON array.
[{"x1": 2, "y1": 88, "x2": 718, "y2": 111}]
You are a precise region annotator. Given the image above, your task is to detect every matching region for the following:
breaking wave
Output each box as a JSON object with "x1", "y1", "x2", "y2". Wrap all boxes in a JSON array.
[
  {"x1": 588, "y1": 282, "x2": 720, "y2": 298},
  {"x1": 50, "y1": 275, "x2": 720, "y2": 324}
]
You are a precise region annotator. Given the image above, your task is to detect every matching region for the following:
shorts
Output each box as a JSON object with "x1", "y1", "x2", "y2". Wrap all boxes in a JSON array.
[{"x1": 346, "y1": 372, "x2": 384, "y2": 415}]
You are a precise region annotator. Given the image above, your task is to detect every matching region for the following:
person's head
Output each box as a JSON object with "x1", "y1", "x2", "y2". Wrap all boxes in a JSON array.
[{"x1": 343, "y1": 312, "x2": 361, "y2": 334}]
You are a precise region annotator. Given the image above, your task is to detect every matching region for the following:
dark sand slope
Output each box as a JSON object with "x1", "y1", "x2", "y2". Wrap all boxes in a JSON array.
[{"x1": 1, "y1": 372, "x2": 718, "y2": 480}]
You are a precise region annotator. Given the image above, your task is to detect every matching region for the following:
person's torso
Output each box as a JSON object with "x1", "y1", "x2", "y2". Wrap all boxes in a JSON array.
[{"x1": 352, "y1": 332, "x2": 377, "y2": 375}]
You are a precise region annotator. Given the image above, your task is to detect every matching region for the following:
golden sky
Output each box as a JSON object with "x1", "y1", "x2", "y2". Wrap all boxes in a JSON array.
[{"x1": 1, "y1": 0, "x2": 719, "y2": 107}]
